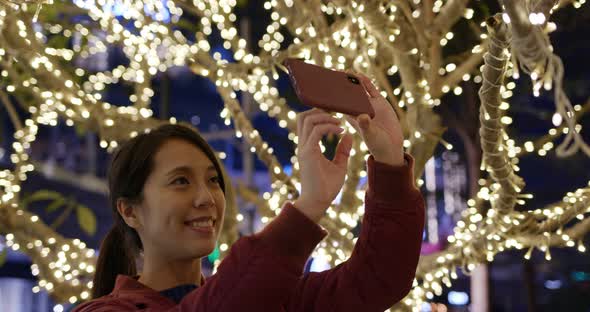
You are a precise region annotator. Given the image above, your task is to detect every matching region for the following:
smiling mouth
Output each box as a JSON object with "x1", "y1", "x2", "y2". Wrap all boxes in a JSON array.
[{"x1": 184, "y1": 218, "x2": 216, "y2": 234}]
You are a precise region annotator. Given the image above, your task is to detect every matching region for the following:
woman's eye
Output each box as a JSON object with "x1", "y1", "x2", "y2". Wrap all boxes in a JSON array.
[
  {"x1": 210, "y1": 176, "x2": 221, "y2": 184},
  {"x1": 171, "y1": 177, "x2": 189, "y2": 185}
]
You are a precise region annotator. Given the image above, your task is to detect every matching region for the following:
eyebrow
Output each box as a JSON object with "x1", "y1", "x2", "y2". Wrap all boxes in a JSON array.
[{"x1": 165, "y1": 165, "x2": 217, "y2": 177}]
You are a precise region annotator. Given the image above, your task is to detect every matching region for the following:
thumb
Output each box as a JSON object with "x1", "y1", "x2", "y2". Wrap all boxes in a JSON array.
[
  {"x1": 357, "y1": 114, "x2": 372, "y2": 135},
  {"x1": 332, "y1": 133, "x2": 353, "y2": 167},
  {"x1": 344, "y1": 115, "x2": 361, "y2": 133}
]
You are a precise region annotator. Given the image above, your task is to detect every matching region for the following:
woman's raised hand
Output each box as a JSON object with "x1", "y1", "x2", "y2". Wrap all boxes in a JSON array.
[
  {"x1": 292, "y1": 71, "x2": 405, "y2": 223},
  {"x1": 293, "y1": 108, "x2": 353, "y2": 223},
  {"x1": 344, "y1": 72, "x2": 404, "y2": 166}
]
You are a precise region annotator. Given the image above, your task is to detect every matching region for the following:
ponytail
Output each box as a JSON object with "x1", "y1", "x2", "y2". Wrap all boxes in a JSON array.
[{"x1": 91, "y1": 223, "x2": 137, "y2": 299}]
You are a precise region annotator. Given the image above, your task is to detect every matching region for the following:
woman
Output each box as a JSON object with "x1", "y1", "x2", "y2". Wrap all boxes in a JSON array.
[{"x1": 73, "y1": 73, "x2": 425, "y2": 311}]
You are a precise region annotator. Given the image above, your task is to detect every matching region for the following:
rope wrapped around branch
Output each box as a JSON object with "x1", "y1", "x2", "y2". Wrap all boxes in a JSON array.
[
  {"x1": 478, "y1": 14, "x2": 525, "y2": 212},
  {"x1": 503, "y1": 0, "x2": 590, "y2": 157}
]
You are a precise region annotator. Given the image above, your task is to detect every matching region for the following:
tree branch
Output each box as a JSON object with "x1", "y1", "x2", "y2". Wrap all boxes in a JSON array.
[
  {"x1": 432, "y1": 43, "x2": 487, "y2": 98},
  {"x1": 433, "y1": 0, "x2": 470, "y2": 36},
  {"x1": 0, "y1": 89, "x2": 23, "y2": 131}
]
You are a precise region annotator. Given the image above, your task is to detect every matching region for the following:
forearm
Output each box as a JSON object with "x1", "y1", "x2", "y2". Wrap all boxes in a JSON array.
[
  {"x1": 293, "y1": 149, "x2": 406, "y2": 223},
  {"x1": 292, "y1": 197, "x2": 328, "y2": 223},
  {"x1": 343, "y1": 153, "x2": 424, "y2": 307},
  {"x1": 286, "y1": 154, "x2": 425, "y2": 311},
  {"x1": 372, "y1": 147, "x2": 405, "y2": 167},
  {"x1": 202, "y1": 202, "x2": 327, "y2": 311},
  {"x1": 253, "y1": 201, "x2": 327, "y2": 268}
]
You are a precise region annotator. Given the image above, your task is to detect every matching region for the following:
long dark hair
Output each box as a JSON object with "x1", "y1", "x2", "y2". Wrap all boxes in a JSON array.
[{"x1": 91, "y1": 123, "x2": 227, "y2": 299}]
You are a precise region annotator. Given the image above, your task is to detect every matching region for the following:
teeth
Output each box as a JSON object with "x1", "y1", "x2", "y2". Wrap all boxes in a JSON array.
[{"x1": 189, "y1": 219, "x2": 213, "y2": 228}]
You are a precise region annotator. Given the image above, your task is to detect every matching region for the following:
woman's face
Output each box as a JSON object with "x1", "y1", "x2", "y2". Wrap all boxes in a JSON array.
[{"x1": 132, "y1": 139, "x2": 226, "y2": 261}]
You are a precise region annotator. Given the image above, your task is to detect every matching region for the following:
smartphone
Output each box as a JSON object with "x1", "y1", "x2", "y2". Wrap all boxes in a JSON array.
[{"x1": 283, "y1": 58, "x2": 375, "y2": 118}]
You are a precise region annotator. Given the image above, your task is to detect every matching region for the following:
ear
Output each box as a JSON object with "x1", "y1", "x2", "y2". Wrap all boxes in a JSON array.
[{"x1": 116, "y1": 198, "x2": 142, "y2": 230}]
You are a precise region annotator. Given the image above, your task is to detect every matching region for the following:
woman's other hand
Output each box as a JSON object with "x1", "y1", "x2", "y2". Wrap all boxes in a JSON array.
[
  {"x1": 293, "y1": 108, "x2": 353, "y2": 223},
  {"x1": 344, "y1": 72, "x2": 405, "y2": 166}
]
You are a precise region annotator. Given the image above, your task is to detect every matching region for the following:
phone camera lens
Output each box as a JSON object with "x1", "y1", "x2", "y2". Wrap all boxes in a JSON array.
[{"x1": 347, "y1": 76, "x2": 359, "y2": 84}]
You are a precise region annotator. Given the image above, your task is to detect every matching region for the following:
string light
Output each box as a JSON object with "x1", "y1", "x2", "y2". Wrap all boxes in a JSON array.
[{"x1": 0, "y1": 0, "x2": 588, "y2": 310}]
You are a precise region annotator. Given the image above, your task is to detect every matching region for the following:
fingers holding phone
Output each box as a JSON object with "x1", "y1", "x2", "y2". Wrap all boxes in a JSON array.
[
  {"x1": 342, "y1": 71, "x2": 405, "y2": 166},
  {"x1": 296, "y1": 108, "x2": 351, "y2": 165},
  {"x1": 284, "y1": 57, "x2": 404, "y2": 166},
  {"x1": 352, "y1": 71, "x2": 381, "y2": 99},
  {"x1": 297, "y1": 109, "x2": 342, "y2": 148},
  {"x1": 293, "y1": 108, "x2": 353, "y2": 222}
]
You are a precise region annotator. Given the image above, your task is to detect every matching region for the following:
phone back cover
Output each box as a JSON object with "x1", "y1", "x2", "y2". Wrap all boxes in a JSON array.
[{"x1": 284, "y1": 59, "x2": 375, "y2": 118}]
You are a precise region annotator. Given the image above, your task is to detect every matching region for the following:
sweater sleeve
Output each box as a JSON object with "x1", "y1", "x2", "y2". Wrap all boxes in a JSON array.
[
  {"x1": 286, "y1": 153, "x2": 425, "y2": 312},
  {"x1": 177, "y1": 201, "x2": 328, "y2": 311}
]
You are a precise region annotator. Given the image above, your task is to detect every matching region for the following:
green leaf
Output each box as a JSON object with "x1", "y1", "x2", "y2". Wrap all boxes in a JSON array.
[
  {"x1": 46, "y1": 197, "x2": 66, "y2": 213},
  {"x1": 37, "y1": 1, "x2": 75, "y2": 23},
  {"x1": 46, "y1": 35, "x2": 69, "y2": 49},
  {"x1": 76, "y1": 204, "x2": 97, "y2": 236},
  {"x1": 236, "y1": 0, "x2": 248, "y2": 8},
  {"x1": 175, "y1": 18, "x2": 199, "y2": 33},
  {"x1": 74, "y1": 123, "x2": 88, "y2": 138},
  {"x1": 21, "y1": 190, "x2": 63, "y2": 209},
  {"x1": 0, "y1": 249, "x2": 7, "y2": 267}
]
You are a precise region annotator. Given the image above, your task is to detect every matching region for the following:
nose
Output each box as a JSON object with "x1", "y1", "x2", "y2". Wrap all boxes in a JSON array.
[{"x1": 193, "y1": 185, "x2": 215, "y2": 209}]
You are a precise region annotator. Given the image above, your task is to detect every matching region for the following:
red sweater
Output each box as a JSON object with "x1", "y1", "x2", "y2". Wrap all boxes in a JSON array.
[{"x1": 73, "y1": 154, "x2": 425, "y2": 311}]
